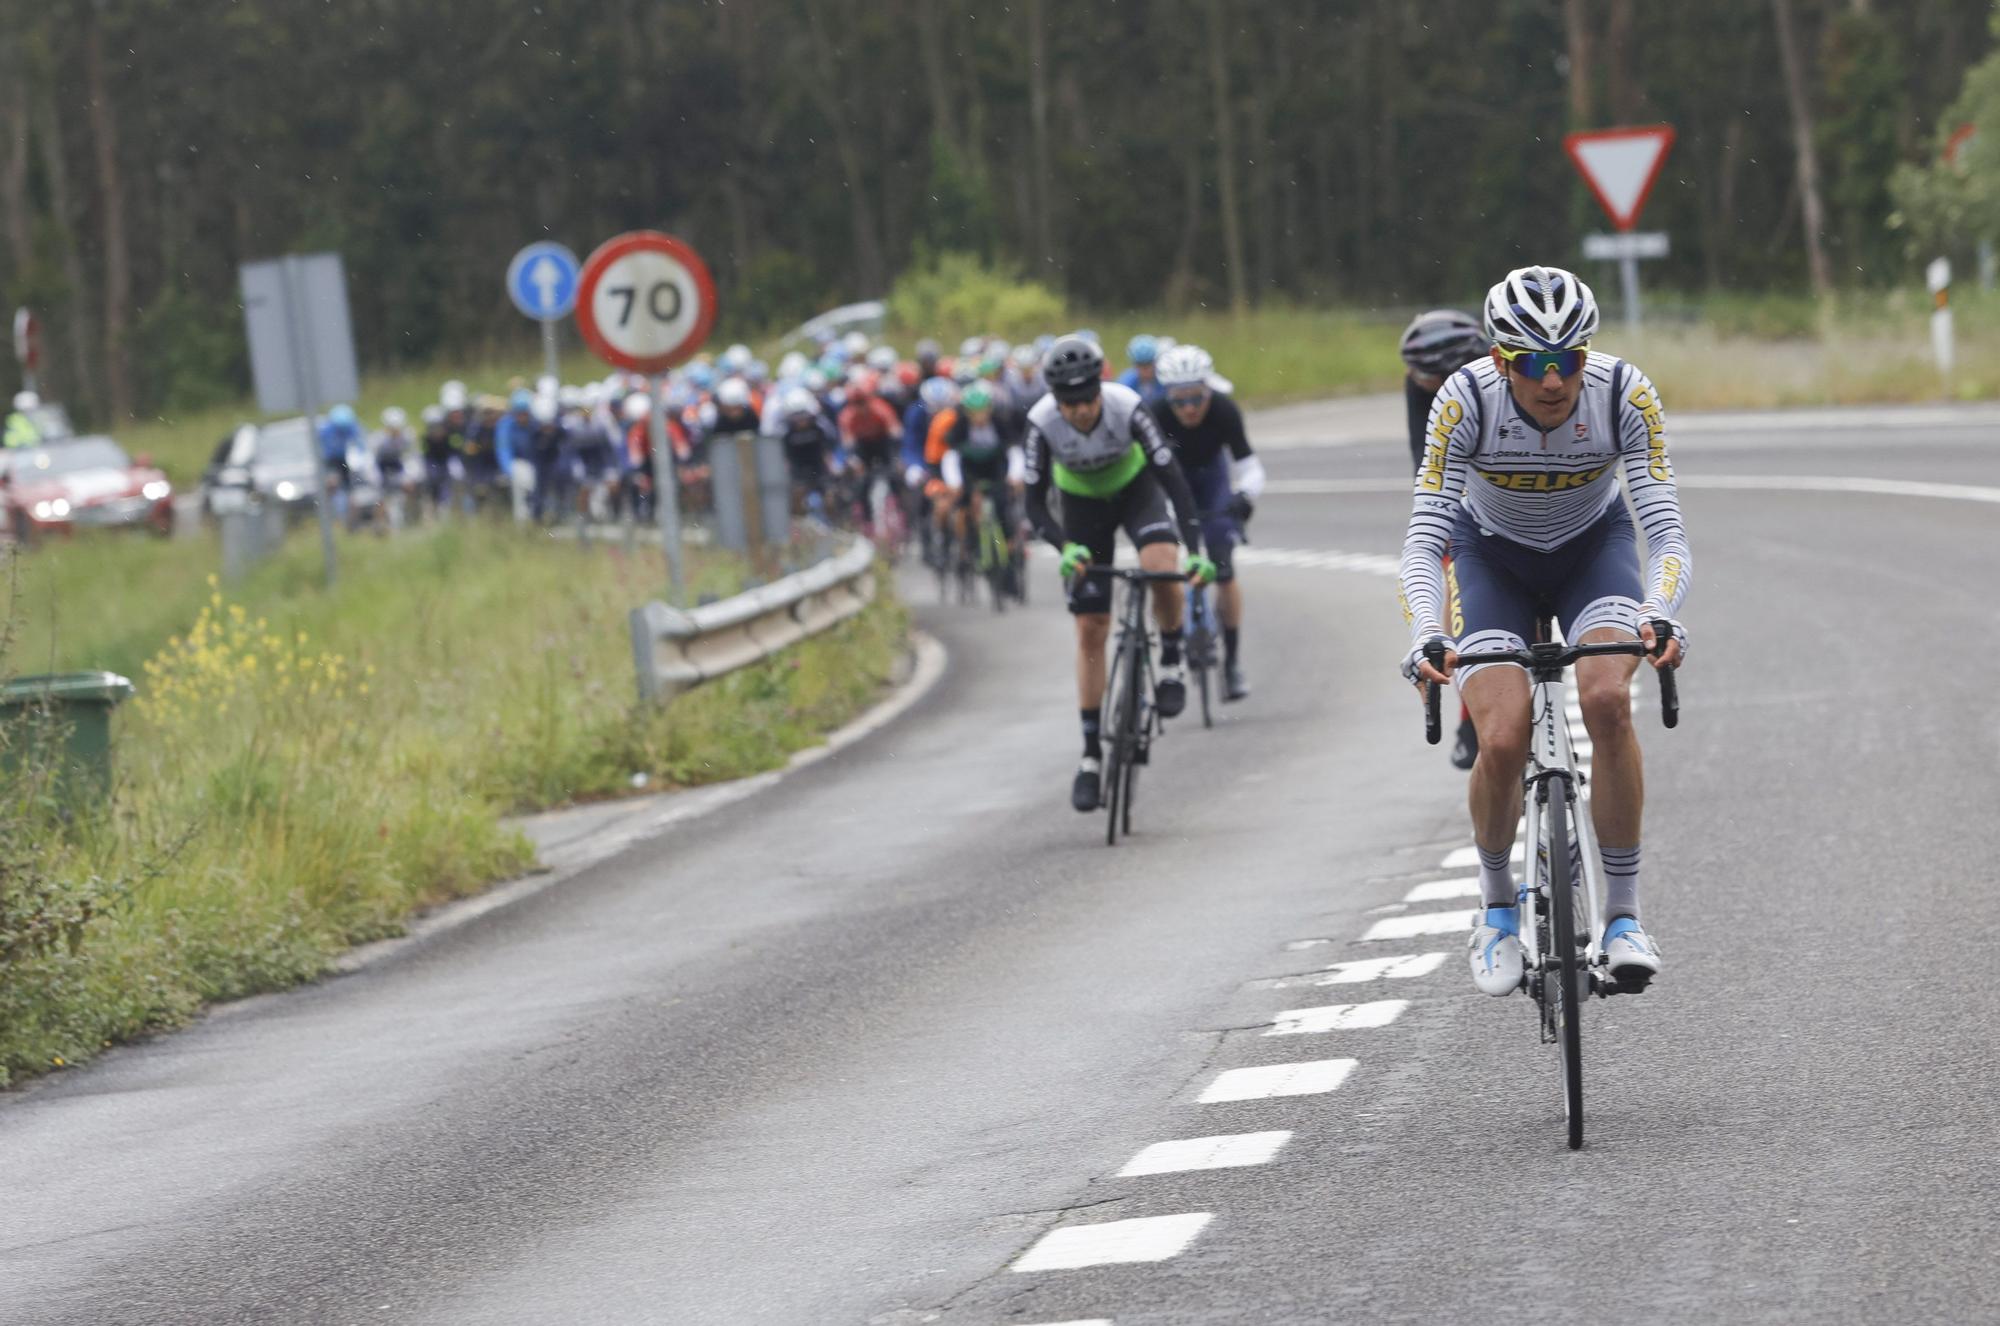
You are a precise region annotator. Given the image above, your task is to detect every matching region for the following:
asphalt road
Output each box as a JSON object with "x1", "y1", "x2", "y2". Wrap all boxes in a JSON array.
[{"x1": 2, "y1": 400, "x2": 1996, "y2": 1325}]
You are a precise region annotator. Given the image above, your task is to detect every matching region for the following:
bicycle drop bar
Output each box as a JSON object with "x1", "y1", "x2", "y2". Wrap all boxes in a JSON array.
[
  {"x1": 1078, "y1": 566, "x2": 1189, "y2": 584},
  {"x1": 1419, "y1": 620, "x2": 1681, "y2": 738}
]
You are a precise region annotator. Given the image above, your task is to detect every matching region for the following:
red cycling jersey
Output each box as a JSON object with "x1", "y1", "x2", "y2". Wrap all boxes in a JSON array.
[{"x1": 838, "y1": 396, "x2": 902, "y2": 447}]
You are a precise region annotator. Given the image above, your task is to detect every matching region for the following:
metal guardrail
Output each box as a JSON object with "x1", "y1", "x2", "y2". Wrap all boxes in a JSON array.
[{"x1": 627, "y1": 536, "x2": 877, "y2": 702}]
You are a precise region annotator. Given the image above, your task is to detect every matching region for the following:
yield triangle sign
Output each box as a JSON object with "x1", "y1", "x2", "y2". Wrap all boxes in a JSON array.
[{"x1": 1564, "y1": 125, "x2": 1675, "y2": 232}]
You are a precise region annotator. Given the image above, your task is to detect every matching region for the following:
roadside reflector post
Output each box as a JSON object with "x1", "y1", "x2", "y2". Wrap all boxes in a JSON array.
[{"x1": 1927, "y1": 256, "x2": 1954, "y2": 391}]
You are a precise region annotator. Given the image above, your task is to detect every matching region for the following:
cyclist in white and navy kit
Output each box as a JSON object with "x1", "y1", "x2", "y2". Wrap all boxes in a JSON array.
[{"x1": 1398, "y1": 265, "x2": 1690, "y2": 998}]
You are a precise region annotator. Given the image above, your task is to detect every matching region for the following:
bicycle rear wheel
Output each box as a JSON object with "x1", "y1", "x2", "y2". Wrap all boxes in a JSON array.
[{"x1": 1546, "y1": 785, "x2": 1586, "y2": 1150}]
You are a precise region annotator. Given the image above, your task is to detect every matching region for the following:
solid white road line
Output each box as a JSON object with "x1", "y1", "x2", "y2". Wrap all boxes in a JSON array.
[
  {"x1": 1013, "y1": 1213, "x2": 1214, "y2": 1272},
  {"x1": 1266, "y1": 1000, "x2": 1409, "y2": 1036},
  {"x1": 1361, "y1": 908, "x2": 1479, "y2": 942},
  {"x1": 1403, "y1": 876, "x2": 1479, "y2": 903},
  {"x1": 1442, "y1": 843, "x2": 1522, "y2": 870},
  {"x1": 1118, "y1": 1131, "x2": 1293, "y2": 1177},
  {"x1": 1020, "y1": 1320, "x2": 1114, "y2": 1326},
  {"x1": 1199, "y1": 1059, "x2": 1357, "y2": 1103}
]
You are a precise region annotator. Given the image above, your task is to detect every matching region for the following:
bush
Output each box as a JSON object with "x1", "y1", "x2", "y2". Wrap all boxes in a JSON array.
[{"x1": 887, "y1": 251, "x2": 1067, "y2": 343}]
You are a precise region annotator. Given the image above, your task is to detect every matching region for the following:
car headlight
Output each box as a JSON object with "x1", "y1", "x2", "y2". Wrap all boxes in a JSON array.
[
  {"x1": 142, "y1": 480, "x2": 171, "y2": 501},
  {"x1": 31, "y1": 501, "x2": 52, "y2": 520},
  {"x1": 274, "y1": 481, "x2": 298, "y2": 501}
]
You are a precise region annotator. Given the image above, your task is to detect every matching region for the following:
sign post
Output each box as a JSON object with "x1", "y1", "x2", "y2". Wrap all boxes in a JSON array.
[
  {"x1": 12, "y1": 308, "x2": 40, "y2": 395},
  {"x1": 240, "y1": 252, "x2": 360, "y2": 588},
  {"x1": 1565, "y1": 125, "x2": 1676, "y2": 332},
  {"x1": 575, "y1": 231, "x2": 717, "y2": 606},
  {"x1": 506, "y1": 241, "x2": 580, "y2": 385}
]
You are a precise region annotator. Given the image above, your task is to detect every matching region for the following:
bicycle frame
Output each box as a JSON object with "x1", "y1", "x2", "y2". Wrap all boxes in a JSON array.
[{"x1": 1516, "y1": 666, "x2": 1608, "y2": 995}]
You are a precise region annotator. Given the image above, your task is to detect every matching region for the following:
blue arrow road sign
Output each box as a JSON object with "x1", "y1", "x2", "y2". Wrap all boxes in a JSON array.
[{"x1": 506, "y1": 241, "x2": 580, "y2": 321}]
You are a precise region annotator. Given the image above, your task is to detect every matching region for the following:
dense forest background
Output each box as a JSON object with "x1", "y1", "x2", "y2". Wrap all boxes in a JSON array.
[{"x1": 3, "y1": 0, "x2": 1995, "y2": 424}]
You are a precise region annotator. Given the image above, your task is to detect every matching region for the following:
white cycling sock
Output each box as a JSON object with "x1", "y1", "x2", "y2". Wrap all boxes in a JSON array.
[
  {"x1": 1603, "y1": 844, "x2": 1641, "y2": 922},
  {"x1": 1477, "y1": 844, "x2": 1514, "y2": 910}
]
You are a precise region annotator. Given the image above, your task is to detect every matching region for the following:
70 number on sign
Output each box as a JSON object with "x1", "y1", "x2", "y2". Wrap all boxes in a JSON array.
[{"x1": 576, "y1": 233, "x2": 716, "y2": 375}]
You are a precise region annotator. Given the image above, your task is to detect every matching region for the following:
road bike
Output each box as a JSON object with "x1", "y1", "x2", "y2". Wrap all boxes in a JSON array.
[
  {"x1": 1422, "y1": 619, "x2": 1679, "y2": 1150},
  {"x1": 970, "y1": 479, "x2": 1026, "y2": 612},
  {"x1": 1092, "y1": 567, "x2": 1187, "y2": 847},
  {"x1": 1185, "y1": 581, "x2": 1219, "y2": 729}
]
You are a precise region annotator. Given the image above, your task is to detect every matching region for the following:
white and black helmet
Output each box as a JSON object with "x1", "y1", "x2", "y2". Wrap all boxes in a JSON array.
[
  {"x1": 1155, "y1": 344, "x2": 1214, "y2": 389},
  {"x1": 1483, "y1": 265, "x2": 1599, "y2": 352}
]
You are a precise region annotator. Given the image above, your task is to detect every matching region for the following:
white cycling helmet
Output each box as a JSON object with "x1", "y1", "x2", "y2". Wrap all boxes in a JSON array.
[
  {"x1": 621, "y1": 392, "x2": 652, "y2": 423},
  {"x1": 380, "y1": 406, "x2": 408, "y2": 430},
  {"x1": 530, "y1": 395, "x2": 558, "y2": 425},
  {"x1": 865, "y1": 345, "x2": 897, "y2": 371},
  {"x1": 715, "y1": 376, "x2": 752, "y2": 410},
  {"x1": 440, "y1": 380, "x2": 468, "y2": 411},
  {"x1": 777, "y1": 350, "x2": 809, "y2": 381},
  {"x1": 781, "y1": 386, "x2": 818, "y2": 417},
  {"x1": 12, "y1": 390, "x2": 38, "y2": 412},
  {"x1": 720, "y1": 343, "x2": 753, "y2": 373},
  {"x1": 1483, "y1": 265, "x2": 1599, "y2": 351},
  {"x1": 842, "y1": 330, "x2": 872, "y2": 357},
  {"x1": 1155, "y1": 344, "x2": 1215, "y2": 389}
]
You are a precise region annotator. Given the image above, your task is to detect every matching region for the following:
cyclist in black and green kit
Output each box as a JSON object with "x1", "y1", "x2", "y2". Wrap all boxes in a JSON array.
[{"x1": 1023, "y1": 335, "x2": 1214, "y2": 812}]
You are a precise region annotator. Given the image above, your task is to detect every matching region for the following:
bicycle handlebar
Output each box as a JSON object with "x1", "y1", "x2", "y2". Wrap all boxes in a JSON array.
[
  {"x1": 1077, "y1": 566, "x2": 1189, "y2": 584},
  {"x1": 1421, "y1": 620, "x2": 1680, "y2": 740}
]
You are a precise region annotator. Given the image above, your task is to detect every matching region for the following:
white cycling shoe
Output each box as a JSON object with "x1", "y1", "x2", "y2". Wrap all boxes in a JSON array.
[
  {"x1": 1467, "y1": 906, "x2": 1523, "y2": 997},
  {"x1": 1603, "y1": 916, "x2": 1663, "y2": 991}
]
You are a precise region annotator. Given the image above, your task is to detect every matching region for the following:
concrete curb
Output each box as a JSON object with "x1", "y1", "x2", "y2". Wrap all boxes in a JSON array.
[{"x1": 332, "y1": 629, "x2": 948, "y2": 975}]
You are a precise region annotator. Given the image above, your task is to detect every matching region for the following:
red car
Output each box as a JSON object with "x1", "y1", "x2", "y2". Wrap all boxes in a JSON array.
[{"x1": 1, "y1": 437, "x2": 175, "y2": 545}]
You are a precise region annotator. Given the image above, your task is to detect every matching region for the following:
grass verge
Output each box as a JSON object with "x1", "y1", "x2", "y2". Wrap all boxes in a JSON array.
[{"x1": 0, "y1": 523, "x2": 908, "y2": 1085}]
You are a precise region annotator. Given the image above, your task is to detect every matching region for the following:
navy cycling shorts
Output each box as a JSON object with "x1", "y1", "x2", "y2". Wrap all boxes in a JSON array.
[
  {"x1": 1183, "y1": 455, "x2": 1239, "y2": 583},
  {"x1": 1447, "y1": 503, "x2": 1642, "y2": 686}
]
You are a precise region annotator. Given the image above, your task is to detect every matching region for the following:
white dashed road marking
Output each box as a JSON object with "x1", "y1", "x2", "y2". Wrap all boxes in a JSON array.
[
  {"x1": 1247, "y1": 951, "x2": 1449, "y2": 990},
  {"x1": 1118, "y1": 1131, "x2": 1293, "y2": 1177},
  {"x1": 1442, "y1": 843, "x2": 1522, "y2": 870},
  {"x1": 1403, "y1": 876, "x2": 1479, "y2": 903},
  {"x1": 1266, "y1": 1000, "x2": 1409, "y2": 1036},
  {"x1": 1013, "y1": 1214, "x2": 1214, "y2": 1272},
  {"x1": 1198, "y1": 1059, "x2": 1357, "y2": 1103},
  {"x1": 1361, "y1": 908, "x2": 1479, "y2": 942}
]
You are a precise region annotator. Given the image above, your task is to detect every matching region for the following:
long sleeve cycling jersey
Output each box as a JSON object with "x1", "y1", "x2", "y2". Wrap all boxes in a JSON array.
[
  {"x1": 1398, "y1": 352, "x2": 1691, "y2": 645},
  {"x1": 1021, "y1": 381, "x2": 1203, "y2": 554}
]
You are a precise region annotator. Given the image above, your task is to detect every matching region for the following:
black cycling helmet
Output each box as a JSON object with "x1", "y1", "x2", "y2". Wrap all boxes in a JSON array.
[
  {"x1": 1399, "y1": 309, "x2": 1490, "y2": 379},
  {"x1": 1042, "y1": 334, "x2": 1105, "y2": 403}
]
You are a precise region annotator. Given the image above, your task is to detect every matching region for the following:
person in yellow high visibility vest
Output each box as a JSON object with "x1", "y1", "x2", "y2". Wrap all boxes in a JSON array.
[{"x1": 4, "y1": 391, "x2": 42, "y2": 449}]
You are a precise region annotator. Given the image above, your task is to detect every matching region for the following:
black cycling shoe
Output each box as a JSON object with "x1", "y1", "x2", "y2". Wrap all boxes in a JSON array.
[
  {"x1": 1223, "y1": 661, "x2": 1250, "y2": 701},
  {"x1": 1154, "y1": 664, "x2": 1187, "y2": 719},
  {"x1": 1071, "y1": 757, "x2": 1102, "y2": 811},
  {"x1": 1450, "y1": 715, "x2": 1479, "y2": 771}
]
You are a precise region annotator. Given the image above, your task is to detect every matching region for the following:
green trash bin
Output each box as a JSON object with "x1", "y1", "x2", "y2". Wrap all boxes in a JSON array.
[{"x1": 0, "y1": 671, "x2": 136, "y2": 799}]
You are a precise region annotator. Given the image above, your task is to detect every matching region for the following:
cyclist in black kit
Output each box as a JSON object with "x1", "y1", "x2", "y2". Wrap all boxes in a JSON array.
[
  {"x1": 1399, "y1": 309, "x2": 1490, "y2": 768},
  {"x1": 1147, "y1": 344, "x2": 1264, "y2": 701}
]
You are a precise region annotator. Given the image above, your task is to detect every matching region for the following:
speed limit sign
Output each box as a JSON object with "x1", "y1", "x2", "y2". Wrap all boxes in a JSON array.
[{"x1": 574, "y1": 231, "x2": 718, "y2": 374}]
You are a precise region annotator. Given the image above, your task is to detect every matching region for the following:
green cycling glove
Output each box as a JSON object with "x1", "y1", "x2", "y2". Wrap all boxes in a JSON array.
[
  {"x1": 1185, "y1": 553, "x2": 1218, "y2": 586},
  {"x1": 1059, "y1": 542, "x2": 1093, "y2": 577}
]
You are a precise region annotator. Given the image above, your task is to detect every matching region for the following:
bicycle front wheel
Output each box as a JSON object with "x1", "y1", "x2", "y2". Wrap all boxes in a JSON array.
[
  {"x1": 1546, "y1": 784, "x2": 1586, "y2": 1150},
  {"x1": 1101, "y1": 639, "x2": 1129, "y2": 846}
]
